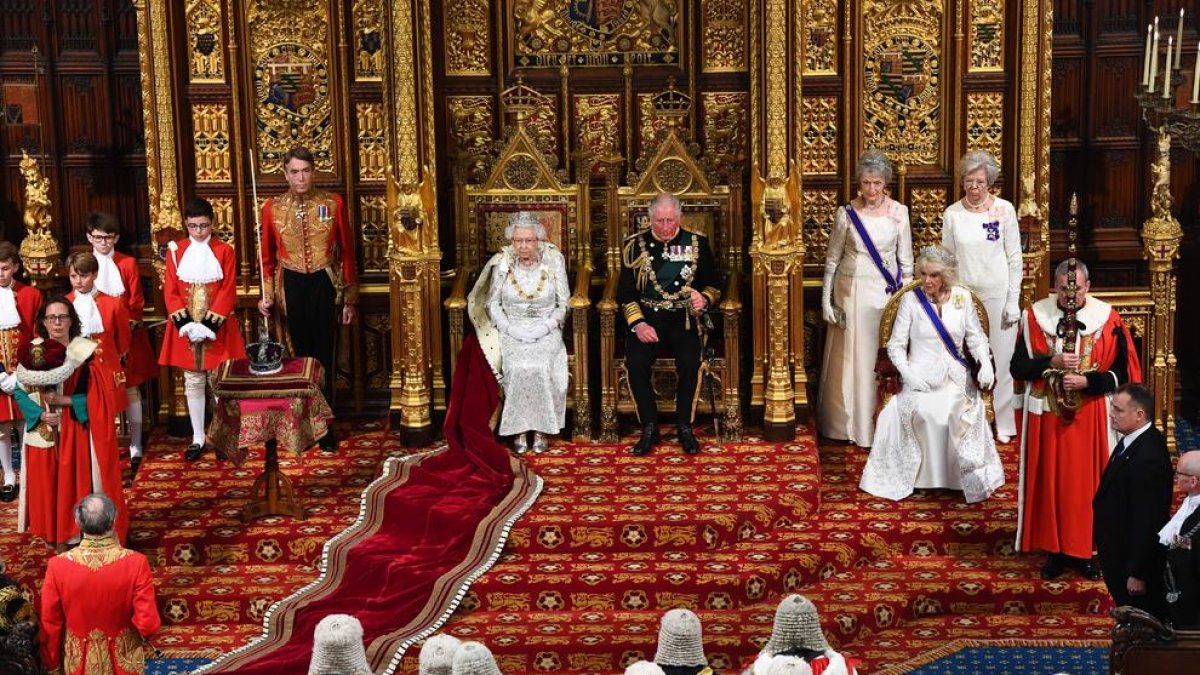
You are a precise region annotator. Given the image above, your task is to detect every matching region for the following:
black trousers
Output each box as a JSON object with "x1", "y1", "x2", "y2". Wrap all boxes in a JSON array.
[
  {"x1": 625, "y1": 307, "x2": 703, "y2": 427},
  {"x1": 283, "y1": 268, "x2": 337, "y2": 407}
]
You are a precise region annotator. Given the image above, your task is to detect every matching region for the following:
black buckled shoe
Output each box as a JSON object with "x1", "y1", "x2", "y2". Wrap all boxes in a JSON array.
[
  {"x1": 1040, "y1": 553, "x2": 1065, "y2": 580},
  {"x1": 678, "y1": 424, "x2": 700, "y2": 455},
  {"x1": 184, "y1": 443, "x2": 205, "y2": 462},
  {"x1": 1072, "y1": 556, "x2": 1101, "y2": 581},
  {"x1": 631, "y1": 424, "x2": 660, "y2": 456},
  {"x1": 318, "y1": 430, "x2": 338, "y2": 453},
  {"x1": 0, "y1": 483, "x2": 17, "y2": 503},
  {"x1": 129, "y1": 455, "x2": 143, "y2": 475}
]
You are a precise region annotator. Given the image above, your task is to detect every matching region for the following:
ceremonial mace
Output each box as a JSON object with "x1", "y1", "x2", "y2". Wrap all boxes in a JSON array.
[{"x1": 1048, "y1": 194, "x2": 1085, "y2": 422}]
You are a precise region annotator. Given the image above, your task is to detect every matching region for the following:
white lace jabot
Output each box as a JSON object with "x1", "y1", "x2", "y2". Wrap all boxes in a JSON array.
[
  {"x1": 94, "y1": 250, "x2": 126, "y2": 296},
  {"x1": 176, "y1": 237, "x2": 224, "y2": 284},
  {"x1": 72, "y1": 289, "x2": 105, "y2": 337},
  {"x1": 0, "y1": 285, "x2": 20, "y2": 330}
]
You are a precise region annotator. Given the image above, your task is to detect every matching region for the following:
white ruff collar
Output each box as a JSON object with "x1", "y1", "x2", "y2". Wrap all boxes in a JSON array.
[
  {"x1": 72, "y1": 289, "x2": 105, "y2": 337},
  {"x1": 1031, "y1": 294, "x2": 1113, "y2": 340},
  {"x1": 176, "y1": 237, "x2": 223, "y2": 284},
  {"x1": 1160, "y1": 494, "x2": 1200, "y2": 546},
  {"x1": 0, "y1": 285, "x2": 19, "y2": 330},
  {"x1": 94, "y1": 250, "x2": 126, "y2": 296}
]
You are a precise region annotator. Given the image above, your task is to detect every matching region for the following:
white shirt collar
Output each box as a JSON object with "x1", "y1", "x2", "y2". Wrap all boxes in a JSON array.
[
  {"x1": 1117, "y1": 422, "x2": 1153, "y2": 451},
  {"x1": 1159, "y1": 493, "x2": 1200, "y2": 546}
]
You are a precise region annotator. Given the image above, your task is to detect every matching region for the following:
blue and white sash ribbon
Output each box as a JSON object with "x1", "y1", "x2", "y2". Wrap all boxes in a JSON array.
[
  {"x1": 914, "y1": 288, "x2": 970, "y2": 367},
  {"x1": 846, "y1": 205, "x2": 902, "y2": 294}
]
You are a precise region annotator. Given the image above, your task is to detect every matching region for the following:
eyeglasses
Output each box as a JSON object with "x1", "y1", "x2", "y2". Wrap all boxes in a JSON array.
[
  {"x1": 186, "y1": 223, "x2": 213, "y2": 231},
  {"x1": 43, "y1": 314, "x2": 71, "y2": 323},
  {"x1": 88, "y1": 233, "x2": 118, "y2": 242}
]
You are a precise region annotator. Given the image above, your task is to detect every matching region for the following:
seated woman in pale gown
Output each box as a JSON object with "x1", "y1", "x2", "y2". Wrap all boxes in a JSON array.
[
  {"x1": 859, "y1": 246, "x2": 1004, "y2": 503},
  {"x1": 466, "y1": 212, "x2": 570, "y2": 453}
]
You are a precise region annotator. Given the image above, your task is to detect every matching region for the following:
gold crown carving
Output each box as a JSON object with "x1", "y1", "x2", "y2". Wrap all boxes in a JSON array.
[
  {"x1": 652, "y1": 77, "x2": 691, "y2": 127},
  {"x1": 500, "y1": 74, "x2": 546, "y2": 123}
]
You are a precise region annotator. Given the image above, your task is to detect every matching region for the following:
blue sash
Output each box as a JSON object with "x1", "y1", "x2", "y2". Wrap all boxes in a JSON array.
[
  {"x1": 914, "y1": 288, "x2": 970, "y2": 367},
  {"x1": 846, "y1": 206, "x2": 902, "y2": 294}
]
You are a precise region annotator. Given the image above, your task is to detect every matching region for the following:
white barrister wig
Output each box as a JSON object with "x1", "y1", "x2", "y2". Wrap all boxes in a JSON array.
[
  {"x1": 764, "y1": 594, "x2": 832, "y2": 655},
  {"x1": 624, "y1": 661, "x2": 667, "y2": 675},
  {"x1": 308, "y1": 614, "x2": 371, "y2": 675},
  {"x1": 765, "y1": 655, "x2": 815, "y2": 675},
  {"x1": 653, "y1": 608, "x2": 708, "y2": 667},
  {"x1": 451, "y1": 641, "x2": 503, "y2": 675},
  {"x1": 419, "y1": 634, "x2": 462, "y2": 675}
]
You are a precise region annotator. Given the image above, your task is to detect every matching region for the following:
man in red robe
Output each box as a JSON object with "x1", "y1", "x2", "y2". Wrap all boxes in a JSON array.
[
  {"x1": 40, "y1": 493, "x2": 160, "y2": 675},
  {"x1": 1012, "y1": 259, "x2": 1141, "y2": 579},
  {"x1": 87, "y1": 212, "x2": 158, "y2": 470},
  {"x1": 159, "y1": 197, "x2": 246, "y2": 461},
  {"x1": 257, "y1": 146, "x2": 358, "y2": 451},
  {"x1": 0, "y1": 241, "x2": 41, "y2": 502}
]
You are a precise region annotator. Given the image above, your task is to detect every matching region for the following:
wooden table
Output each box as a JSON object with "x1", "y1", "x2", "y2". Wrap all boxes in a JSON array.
[{"x1": 208, "y1": 357, "x2": 333, "y2": 522}]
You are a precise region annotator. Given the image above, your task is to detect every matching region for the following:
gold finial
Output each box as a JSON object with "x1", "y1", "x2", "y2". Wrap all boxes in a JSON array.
[{"x1": 17, "y1": 150, "x2": 61, "y2": 289}]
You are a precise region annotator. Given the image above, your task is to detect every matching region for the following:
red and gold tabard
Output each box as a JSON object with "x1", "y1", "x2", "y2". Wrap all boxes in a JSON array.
[
  {"x1": 40, "y1": 534, "x2": 161, "y2": 675},
  {"x1": 109, "y1": 251, "x2": 158, "y2": 386},
  {"x1": 0, "y1": 281, "x2": 42, "y2": 422},
  {"x1": 158, "y1": 238, "x2": 246, "y2": 372},
  {"x1": 260, "y1": 189, "x2": 358, "y2": 306}
]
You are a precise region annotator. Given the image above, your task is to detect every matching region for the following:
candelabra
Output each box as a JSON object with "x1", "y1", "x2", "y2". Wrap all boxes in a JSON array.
[{"x1": 1136, "y1": 10, "x2": 1200, "y2": 152}]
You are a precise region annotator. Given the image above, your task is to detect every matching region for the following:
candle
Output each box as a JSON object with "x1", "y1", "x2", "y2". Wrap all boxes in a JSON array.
[
  {"x1": 1144, "y1": 23, "x2": 1153, "y2": 85},
  {"x1": 1192, "y1": 41, "x2": 1199, "y2": 103},
  {"x1": 1163, "y1": 37, "x2": 1173, "y2": 98},
  {"x1": 1150, "y1": 30, "x2": 1160, "y2": 92},
  {"x1": 1177, "y1": 10, "x2": 1185, "y2": 70}
]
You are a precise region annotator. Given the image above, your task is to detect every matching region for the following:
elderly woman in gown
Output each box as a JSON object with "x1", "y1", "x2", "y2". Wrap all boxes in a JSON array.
[
  {"x1": 859, "y1": 246, "x2": 1004, "y2": 504},
  {"x1": 467, "y1": 212, "x2": 570, "y2": 454},
  {"x1": 941, "y1": 151, "x2": 1023, "y2": 443},
  {"x1": 819, "y1": 150, "x2": 913, "y2": 447}
]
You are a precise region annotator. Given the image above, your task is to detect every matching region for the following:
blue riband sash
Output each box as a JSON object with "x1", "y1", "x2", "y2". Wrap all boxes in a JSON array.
[
  {"x1": 846, "y1": 205, "x2": 902, "y2": 294},
  {"x1": 914, "y1": 288, "x2": 970, "y2": 367}
]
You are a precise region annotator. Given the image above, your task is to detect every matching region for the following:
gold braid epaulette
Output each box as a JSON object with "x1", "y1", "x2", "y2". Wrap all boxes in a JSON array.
[{"x1": 622, "y1": 233, "x2": 651, "y2": 291}]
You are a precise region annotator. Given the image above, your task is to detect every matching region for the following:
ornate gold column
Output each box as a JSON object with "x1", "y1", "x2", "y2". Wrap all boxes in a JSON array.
[
  {"x1": 1142, "y1": 129, "x2": 1182, "y2": 452},
  {"x1": 749, "y1": 0, "x2": 804, "y2": 440},
  {"x1": 384, "y1": 0, "x2": 440, "y2": 446},
  {"x1": 1017, "y1": 0, "x2": 1054, "y2": 298}
]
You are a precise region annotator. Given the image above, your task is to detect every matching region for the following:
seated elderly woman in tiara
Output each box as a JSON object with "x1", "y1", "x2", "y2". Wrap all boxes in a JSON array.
[
  {"x1": 467, "y1": 212, "x2": 570, "y2": 454},
  {"x1": 859, "y1": 245, "x2": 1004, "y2": 504}
]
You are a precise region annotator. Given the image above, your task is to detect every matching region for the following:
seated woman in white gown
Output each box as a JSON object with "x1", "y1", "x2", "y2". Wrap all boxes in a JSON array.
[
  {"x1": 466, "y1": 212, "x2": 570, "y2": 454},
  {"x1": 859, "y1": 245, "x2": 1004, "y2": 503}
]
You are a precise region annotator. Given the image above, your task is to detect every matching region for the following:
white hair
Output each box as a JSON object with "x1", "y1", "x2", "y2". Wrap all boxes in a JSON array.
[
  {"x1": 916, "y1": 245, "x2": 959, "y2": 288},
  {"x1": 854, "y1": 149, "x2": 893, "y2": 184},
  {"x1": 650, "y1": 193, "x2": 682, "y2": 219},
  {"x1": 504, "y1": 211, "x2": 547, "y2": 242},
  {"x1": 1053, "y1": 258, "x2": 1090, "y2": 282},
  {"x1": 958, "y1": 150, "x2": 1000, "y2": 185}
]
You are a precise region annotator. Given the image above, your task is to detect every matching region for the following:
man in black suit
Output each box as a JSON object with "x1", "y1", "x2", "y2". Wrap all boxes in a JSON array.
[
  {"x1": 1162, "y1": 451, "x2": 1200, "y2": 627},
  {"x1": 1093, "y1": 383, "x2": 1173, "y2": 619}
]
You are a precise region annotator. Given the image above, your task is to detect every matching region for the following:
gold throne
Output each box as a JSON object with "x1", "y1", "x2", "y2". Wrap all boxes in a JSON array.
[
  {"x1": 597, "y1": 84, "x2": 744, "y2": 442},
  {"x1": 444, "y1": 79, "x2": 593, "y2": 439}
]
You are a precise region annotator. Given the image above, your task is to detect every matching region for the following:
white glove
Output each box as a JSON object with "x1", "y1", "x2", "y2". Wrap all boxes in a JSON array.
[
  {"x1": 506, "y1": 324, "x2": 539, "y2": 343},
  {"x1": 821, "y1": 272, "x2": 845, "y2": 328},
  {"x1": 0, "y1": 372, "x2": 15, "y2": 395},
  {"x1": 976, "y1": 359, "x2": 996, "y2": 390},
  {"x1": 179, "y1": 322, "x2": 217, "y2": 343},
  {"x1": 1002, "y1": 302, "x2": 1021, "y2": 329},
  {"x1": 543, "y1": 318, "x2": 559, "y2": 333},
  {"x1": 897, "y1": 363, "x2": 930, "y2": 392}
]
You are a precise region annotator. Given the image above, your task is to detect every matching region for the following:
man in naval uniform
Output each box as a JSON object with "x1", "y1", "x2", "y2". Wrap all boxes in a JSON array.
[
  {"x1": 258, "y1": 146, "x2": 358, "y2": 451},
  {"x1": 618, "y1": 193, "x2": 721, "y2": 456}
]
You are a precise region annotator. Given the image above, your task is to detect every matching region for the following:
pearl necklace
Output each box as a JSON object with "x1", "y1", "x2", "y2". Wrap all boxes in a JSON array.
[
  {"x1": 963, "y1": 195, "x2": 991, "y2": 212},
  {"x1": 507, "y1": 265, "x2": 548, "y2": 300}
]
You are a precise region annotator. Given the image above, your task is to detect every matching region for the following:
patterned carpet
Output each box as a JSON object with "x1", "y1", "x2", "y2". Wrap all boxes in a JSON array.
[{"x1": 0, "y1": 425, "x2": 1116, "y2": 673}]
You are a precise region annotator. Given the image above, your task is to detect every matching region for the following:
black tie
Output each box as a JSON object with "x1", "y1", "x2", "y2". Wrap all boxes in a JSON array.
[{"x1": 1110, "y1": 438, "x2": 1127, "y2": 464}]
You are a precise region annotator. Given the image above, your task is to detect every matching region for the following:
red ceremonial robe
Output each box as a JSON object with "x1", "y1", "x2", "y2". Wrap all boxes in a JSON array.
[
  {"x1": 40, "y1": 533, "x2": 160, "y2": 675},
  {"x1": 0, "y1": 282, "x2": 42, "y2": 422},
  {"x1": 158, "y1": 238, "x2": 246, "y2": 371},
  {"x1": 18, "y1": 338, "x2": 128, "y2": 545},
  {"x1": 1013, "y1": 295, "x2": 1141, "y2": 559},
  {"x1": 67, "y1": 290, "x2": 131, "y2": 412},
  {"x1": 110, "y1": 252, "x2": 158, "y2": 386}
]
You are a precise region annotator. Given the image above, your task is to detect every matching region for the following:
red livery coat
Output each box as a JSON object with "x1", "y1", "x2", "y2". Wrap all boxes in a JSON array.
[
  {"x1": 109, "y1": 252, "x2": 158, "y2": 386},
  {"x1": 158, "y1": 238, "x2": 246, "y2": 371},
  {"x1": 0, "y1": 282, "x2": 42, "y2": 422}
]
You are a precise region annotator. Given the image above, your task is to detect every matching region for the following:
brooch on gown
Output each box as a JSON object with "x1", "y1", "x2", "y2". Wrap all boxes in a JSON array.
[{"x1": 982, "y1": 220, "x2": 1000, "y2": 241}]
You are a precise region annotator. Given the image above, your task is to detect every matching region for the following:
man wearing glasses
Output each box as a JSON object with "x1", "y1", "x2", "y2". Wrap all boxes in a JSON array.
[
  {"x1": 1162, "y1": 451, "x2": 1200, "y2": 628},
  {"x1": 158, "y1": 198, "x2": 246, "y2": 461}
]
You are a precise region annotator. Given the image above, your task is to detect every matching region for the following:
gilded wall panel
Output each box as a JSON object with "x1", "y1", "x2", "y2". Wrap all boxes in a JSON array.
[
  {"x1": 702, "y1": 0, "x2": 746, "y2": 72},
  {"x1": 364, "y1": 312, "x2": 391, "y2": 389},
  {"x1": 353, "y1": 0, "x2": 385, "y2": 80},
  {"x1": 862, "y1": 0, "x2": 943, "y2": 164},
  {"x1": 802, "y1": 0, "x2": 838, "y2": 74},
  {"x1": 444, "y1": 0, "x2": 490, "y2": 75},
  {"x1": 360, "y1": 195, "x2": 389, "y2": 273},
  {"x1": 910, "y1": 187, "x2": 948, "y2": 249},
  {"x1": 356, "y1": 103, "x2": 387, "y2": 181},
  {"x1": 800, "y1": 96, "x2": 838, "y2": 174},
  {"x1": 965, "y1": 92, "x2": 1004, "y2": 168},
  {"x1": 447, "y1": 95, "x2": 495, "y2": 183},
  {"x1": 209, "y1": 197, "x2": 235, "y2": 243},
  {"x1": 702, "y1": 92, "x2": 748, "y2": 168},
  {"x1": 187, "y1": 0, "x2": 224, "y2": 82},
  {"x1": 527, "y1": 98, "x2": 559, "y2": 161},
  {"x1": 511, "y1": 0, "x2": 681, "y2": 68},
  {"x1": 575, "y1": 94, "x2": 622, "y2": 170},
  {"x1": 247, "y1": 1, "x2": 335, "y2": 173},
  {"x1": 802, "y1": 189, "x2": 839, "y2": 265},
  {"x1": 970, "y1": 0, "x2": 1004, "y2": 71},
  {"x1": 191, "y1": 104, "x2": 231, "y2": 183}
]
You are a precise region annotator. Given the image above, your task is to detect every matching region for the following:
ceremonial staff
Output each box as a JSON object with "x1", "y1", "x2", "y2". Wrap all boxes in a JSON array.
[
  {"x1": 1049, "y1": 194, "x2": 1084, "y2": 422},
  {"x1": 247, "y1": 148, "x2": 271, "y2": 340}
]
